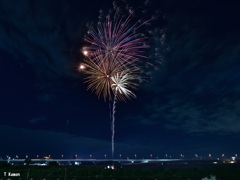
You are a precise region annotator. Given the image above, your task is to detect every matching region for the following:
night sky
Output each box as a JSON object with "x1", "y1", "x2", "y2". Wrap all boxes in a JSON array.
[{"x1": 1, "y1": 0, "x2": 240, "y2": 159}]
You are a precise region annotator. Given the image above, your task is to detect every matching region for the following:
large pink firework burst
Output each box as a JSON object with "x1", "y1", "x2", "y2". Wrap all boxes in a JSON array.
[{"x1": 83, "y1": 13, "x2": 151, "y2": 68}]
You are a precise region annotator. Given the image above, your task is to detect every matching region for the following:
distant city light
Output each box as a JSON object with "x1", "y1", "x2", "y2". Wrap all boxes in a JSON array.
[{"x1": 75, "y1": 162, "x2": 80, "y2": 165}]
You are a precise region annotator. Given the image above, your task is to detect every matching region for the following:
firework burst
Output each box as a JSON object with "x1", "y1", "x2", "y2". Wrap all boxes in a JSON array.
[
  {"x1": 83, "y1": 13, "x2": 150, "y2": 68},
  {"x1": 81, "y1": 13, "x2": 146, "y2": 158},
  {"x1": 82, "y1": 12, "x2": 149, "y2": 101},
  {"x1": 80, "y1": 4, "x2": 154, "y2": 158},
  {"x1": 111, "y1": 69, "x2": 138, "y2": 101},
  {"x1": 82, "y1": 53, "x2": 136, "y2": 101}
]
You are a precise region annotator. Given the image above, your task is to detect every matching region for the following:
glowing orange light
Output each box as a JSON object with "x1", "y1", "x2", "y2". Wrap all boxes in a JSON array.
[
  {"x1": 79, "y1": 64, "x2": 86, "y2": 70},
  {"x1": 83, "y1": 50, "x2": 88, "y2": 56}
]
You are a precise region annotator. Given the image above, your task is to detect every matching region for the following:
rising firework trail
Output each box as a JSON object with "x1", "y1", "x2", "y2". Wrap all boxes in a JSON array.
[
  {"x1": 110, "y1": 70, "x2": 138, "y2": 157},
  {"x1": 81, "y1": 10, "x2": 149, "y2": 158}
]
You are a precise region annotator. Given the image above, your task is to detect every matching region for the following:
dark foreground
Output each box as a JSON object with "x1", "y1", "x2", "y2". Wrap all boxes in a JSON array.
[{"x1": 0, "y1": 163, "x2": 240, "y2": 179}]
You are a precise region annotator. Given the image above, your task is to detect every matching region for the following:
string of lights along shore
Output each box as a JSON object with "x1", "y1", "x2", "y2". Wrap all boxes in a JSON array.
[{"x1": 79, "y1": 2, "x2": 158, "y2": 158}]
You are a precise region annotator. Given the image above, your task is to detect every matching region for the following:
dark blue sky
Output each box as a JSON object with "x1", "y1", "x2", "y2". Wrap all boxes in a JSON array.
[{"x1": 1, "y1": 0, "x2": 240, "y2": 159}]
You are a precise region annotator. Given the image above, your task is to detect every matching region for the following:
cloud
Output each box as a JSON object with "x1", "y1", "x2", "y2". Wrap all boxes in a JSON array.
[
  {"x1": 126, "y1": 38, "x2": 240, "y2": 133},
  {"x1": 129, "y1": 0, "x2": 240, "y2": 134},
  {"x1": 164, "y1": 99, "x2": 240, "y2": 134},
  {"x1": 0, "y1": 0, "x2": 89, "y2": 100},
  {"x1": 0, "y1": 124, "x2": 110, "y2": 158},
  {"x1": 128, "y1": 90, "x2": 240, "y2": 134},
  {"x1": 0, "y1": 124, "x2": 167, "y2": 158},
  {"x1": 29, "y1": 115, "x2": 47, "y2": 124}
]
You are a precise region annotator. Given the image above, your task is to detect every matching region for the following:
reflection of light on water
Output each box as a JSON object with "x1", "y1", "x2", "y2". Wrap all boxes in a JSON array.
[
  {"x1": 74, "y1": 162, "x2": 80, "y2": 165},
  {"x1": 201, "y1": 175, "x2": 216, "y2": 180},
  {"x1": 106, "y1": 165, "x2": 114, "y2": 169}
]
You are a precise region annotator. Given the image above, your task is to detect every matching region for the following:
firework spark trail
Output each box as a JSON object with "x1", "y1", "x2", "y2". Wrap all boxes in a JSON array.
[
  {"x1": 111, "y1": 91, "x2": 117, "y2": 158},
  {"x1": 108, "y1": 95, "x2": 112, "y2": 122}
]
